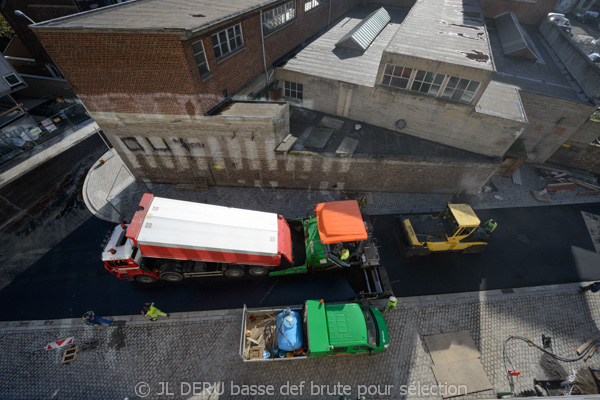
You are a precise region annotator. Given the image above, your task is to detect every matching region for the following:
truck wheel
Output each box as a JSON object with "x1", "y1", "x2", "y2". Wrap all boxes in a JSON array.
[
  {"x1": 224, "y1": 266, "x2": 245, "y2": 278},
  {"x1": 249, "y1": 266, "x2": 268, "y2": 276},
  {"x1": 160, "y1": 271, "x2": 184, "y2": 282},
  {"x1": 134, "y1": 275, "x2": 158, "y2": 284}
]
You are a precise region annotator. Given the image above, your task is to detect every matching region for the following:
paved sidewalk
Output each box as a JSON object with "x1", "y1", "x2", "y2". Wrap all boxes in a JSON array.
[
  {"x1": 1, "y1": 283, "x2": 599, "y2": 399},
  {"x1": 83, "y1": 149, "x2": 600, "y2": 223}
]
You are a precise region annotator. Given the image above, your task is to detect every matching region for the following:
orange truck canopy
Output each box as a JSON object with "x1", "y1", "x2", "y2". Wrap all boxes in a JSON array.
[{"x1": 315, "y1": 200, "x2": 368, "y2": 244}]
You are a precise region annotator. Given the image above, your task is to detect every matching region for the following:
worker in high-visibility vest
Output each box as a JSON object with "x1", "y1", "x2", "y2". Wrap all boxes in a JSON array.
[
  {"x1": 483, "y1": 219, "x2": 497, "y2": 234},
  {"x1": 141, "y1": 302, "x2": 169, "y2": 321},
  {"x1": 339, "y1": 247, "x2": 350, "y2": 261},
  {"x1": 384, "y1": 296, "x2": 397, "y2": 312}
]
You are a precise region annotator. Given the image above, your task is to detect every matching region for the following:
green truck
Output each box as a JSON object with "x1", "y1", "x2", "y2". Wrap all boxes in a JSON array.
[{"x1": 239, "y1": 300, "x2": 389, "y2": 361}]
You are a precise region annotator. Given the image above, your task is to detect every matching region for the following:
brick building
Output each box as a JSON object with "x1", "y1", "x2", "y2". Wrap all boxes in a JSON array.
[{"x1": 30, "y1": 0, "x2": 600, "y2": 194}]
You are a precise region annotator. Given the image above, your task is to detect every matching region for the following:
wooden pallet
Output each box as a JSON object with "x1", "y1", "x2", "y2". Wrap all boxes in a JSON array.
[{"x1": 62, "y1": 346, "x2": 79, "y2": 364}]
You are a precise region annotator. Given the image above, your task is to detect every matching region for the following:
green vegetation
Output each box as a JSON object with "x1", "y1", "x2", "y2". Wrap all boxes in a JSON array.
[{"x1": 0, "y1": 14, "x2": 14, "y2": 39}]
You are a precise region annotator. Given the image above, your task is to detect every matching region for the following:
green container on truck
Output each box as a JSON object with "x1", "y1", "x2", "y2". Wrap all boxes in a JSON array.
[{"x1": 239, "y1": 300, "x2": 389, "y2": 361}]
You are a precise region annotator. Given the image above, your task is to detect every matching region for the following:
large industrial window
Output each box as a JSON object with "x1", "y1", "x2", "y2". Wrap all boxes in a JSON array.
[
  {"x1": 212, "y1": 24, "x2": 244, "y2": 60},
  {"x1": 410, "y1": 70, "x2": 445, "y2": 96},
  {"x1": 305, "y1": 0, "x2": 326, "y2": 12},
  {"x1": 381, "y1": 64, "x2": 413, "y2": 89},
  {"x1": 262, "y1": 1, "x2": 296, "y2": 35},
  {"x1": 440, "y1": 76, "x2": 480, "y2": 103},
  {"x1": 192, "y1": 40, "x2": 210, "y2": 78},
  {"x1": 284, "y1": 81, "x2": 303, "y2": 100}
]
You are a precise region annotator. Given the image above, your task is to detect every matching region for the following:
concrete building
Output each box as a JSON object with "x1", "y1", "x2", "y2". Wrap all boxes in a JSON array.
[{"x1": 30, "y1": 0, "x2": 599, "y2": 194}]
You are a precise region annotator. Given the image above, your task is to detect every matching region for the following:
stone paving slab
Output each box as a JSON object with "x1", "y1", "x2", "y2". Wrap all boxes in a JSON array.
[{"x1": 2, "y1": 287, "x2": 600, "y2": 399}]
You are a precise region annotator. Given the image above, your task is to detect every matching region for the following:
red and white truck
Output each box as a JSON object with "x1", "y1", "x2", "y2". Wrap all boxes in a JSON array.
[{"x1": 101, "y1": 193, "x2": 389, "y2": 298}]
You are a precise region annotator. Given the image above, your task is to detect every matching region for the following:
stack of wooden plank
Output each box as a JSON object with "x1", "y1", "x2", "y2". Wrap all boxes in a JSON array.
[{"x1": 244, "y1": 313, "x2": 276, "y2": 360}]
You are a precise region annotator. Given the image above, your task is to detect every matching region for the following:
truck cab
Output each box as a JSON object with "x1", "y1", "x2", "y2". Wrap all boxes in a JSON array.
[{"x1": 240, "y1": 300, "x2": 389, "y2": 361}]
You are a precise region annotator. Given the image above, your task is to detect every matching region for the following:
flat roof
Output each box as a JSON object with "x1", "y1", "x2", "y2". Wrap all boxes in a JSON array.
[
  {"x1": 213, "y1": 101, "x2": 286, "y2": 118},
  {"x1": 487, "y1": 23, "x2": 586, "y2": 102},
  {"x1": 280, "y1": 6, "x2": 408, "y2": 87},
  {"x1": 289, "y1": 107, "x2": 495, "y2": 163},
  {"x1": 134, "y1": 196, "x2": 280, "y2": 257},
  {"x1": 386, "y1": 0, "x2": 494, "y2": 71},
  {"x1": 32, "y1": 0, "x2": 277, "y2": 33},
  {"x1": 476, "y1": 80, "x2": 527, "y2": 122}
]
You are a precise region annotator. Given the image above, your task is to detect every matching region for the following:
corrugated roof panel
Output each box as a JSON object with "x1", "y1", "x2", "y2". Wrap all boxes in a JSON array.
[{"x1": 335, "y1": 7, "x2": 390, "y2": 53}]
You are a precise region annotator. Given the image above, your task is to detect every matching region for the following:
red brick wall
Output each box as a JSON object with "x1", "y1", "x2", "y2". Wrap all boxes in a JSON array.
[
  {"x1": 36, "y1": 0, "x2": 361, "y2": 116},
  {"x1": 480, "y1": 0, "x2": 556, "y2": 25},
  {"x1": 35, "y1": 31, "x2": 205, "y2": 114}
]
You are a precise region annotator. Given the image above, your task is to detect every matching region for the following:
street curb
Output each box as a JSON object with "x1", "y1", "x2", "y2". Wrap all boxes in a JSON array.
[
  {"x1": 0, "y1": 309, "x2": 242, "y2": 333},
  {"x1": 81, "y1": 148, "x2": 121, "y2": 223},
  {"x1": 0, "y1": 283, "x2": 592, "y2": 332},
  {"x1": 397, "y1": 281, "x2": 586, "y2": 306}
]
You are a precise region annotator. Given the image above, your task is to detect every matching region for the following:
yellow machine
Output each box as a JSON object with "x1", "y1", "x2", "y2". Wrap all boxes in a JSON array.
[{"x1": 394, "y1": 203, "x2": 495, "y2": 256}]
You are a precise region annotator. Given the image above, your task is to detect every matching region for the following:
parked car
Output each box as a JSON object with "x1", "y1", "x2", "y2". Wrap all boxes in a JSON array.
[
  {"x1": 548, "y1": 13, "x2": 572, "y2": 33},
  {"x1": 581, "y1": 11, "x2": 599, "y2": 24}
]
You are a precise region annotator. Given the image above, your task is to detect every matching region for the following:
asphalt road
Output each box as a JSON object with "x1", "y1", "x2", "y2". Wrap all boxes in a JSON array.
[
  {"x1": 0, "y1": 138, "x2": 599, "y2": 320},
  {"x1": 374, "y1": 204, "x2": 600, "y2": 297}
]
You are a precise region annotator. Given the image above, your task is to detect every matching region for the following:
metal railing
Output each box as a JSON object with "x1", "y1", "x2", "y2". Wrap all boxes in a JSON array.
[{"x1": 0, "y1": 103, "x2": 94, "y2": 167}]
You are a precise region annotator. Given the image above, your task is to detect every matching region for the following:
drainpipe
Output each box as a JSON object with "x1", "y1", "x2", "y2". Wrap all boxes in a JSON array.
[
  {"x1": 260, "y1": 10, "x2": 269, "y2": 86},
  {"x1": 328, "y1": 0, "x2": 332, "y2": 27}
]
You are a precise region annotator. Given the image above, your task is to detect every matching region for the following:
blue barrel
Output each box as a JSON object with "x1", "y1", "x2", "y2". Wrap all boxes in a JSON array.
[{"x1": 276, "y1": 309, "x2": 303, "y2": 351}]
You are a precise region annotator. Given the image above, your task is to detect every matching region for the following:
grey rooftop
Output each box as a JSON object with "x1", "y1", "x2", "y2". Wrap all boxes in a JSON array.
[
  {"x1": 386, "y1": 0, "x2": 495, "y2": 72},
  {"x1": 31, "y1": 0, "x2": 278, "y2": 33},
  {"x1": 280, "y1": 6, "x2": 408, "y2": 87}
]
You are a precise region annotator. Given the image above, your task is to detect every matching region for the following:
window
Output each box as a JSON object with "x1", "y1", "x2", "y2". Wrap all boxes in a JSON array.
[
  {"x1": 284, "y1": 81, "x2": 303, "y2": 100},
  {"x1": 381, "y1": 64, "x2": 413, "y2": 90},
  {"x1": 192, "y1": 40, "x2": 210, "y2": 77},
  {"x1": 332, "y1": 347, "x2": 348, "y2": 353},
  {"x1": 410, "y1": 70, "x2": 445, "y2": 96},
  {"x1": 305, "y1": 0, "x2": 326, "y2": 12},
  {"x1": 441, "y1": 76, "x2": 480, "y2": 103},
  {"x1": 211, "y1": 24, "x2": 244, "y2": 60},
  {"x1": 3, "y1": 73, "x2": 22, "y2": 88},
  {"x1": 262, "y1": 1, "x2": 296, "y2": 35}
]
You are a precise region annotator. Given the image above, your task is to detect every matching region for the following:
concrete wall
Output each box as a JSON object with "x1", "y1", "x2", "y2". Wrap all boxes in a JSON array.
[
  {"x1": 275, "y1": 69, "x2": 526, "y2": 158},
  {"x1": 94, "y1": 107, "x2": 499, "y2": 194},
  {"x1": 517, "y1": 91, "x2": 596, "y2": 163},
  {"x1": 539, "y1": 18, "x2": 600, "y2": 102},
  {"x1": 547, "y1": 119, "x2": 600, "y2": 175}
]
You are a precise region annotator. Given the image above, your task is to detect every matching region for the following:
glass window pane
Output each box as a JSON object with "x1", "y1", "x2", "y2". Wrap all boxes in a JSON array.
[
  {"x1": 415, "y1": 70, "x2": 425, "y2": 81},
  {"x1": 451, "y1": 90, "x2": 463, "y2": 101},
  {"x1": 392, "y1": 67, "x2": 403, "y2": 77},
  {"x1": 235, "y1": 25, "x2": 241, "y2": 35},
  {"x1": 467, "y1": 81, "x2": 479, "y2": 92},
  {"x1": 214, "y1": 46, "x2": 221, "y2": 58},
  {"x1": 385, "y1": 64, "x2": 394, "y2": 75},
  {"x1": 411, "y1": 80, "x2": 421, "y2": 91},
  {"x1": 457, "y1": 79, "x2": 468, "y2": 90},
  {"x1": 298, "y1": 83, "x2": 303, "y2": 92},
  {"x1": 219, "y1": 31, "x2": 227, "y2": 43},
  {"x1": 211, "y1": 35, "x2": 219, "y2": 46},
  {"x1": 421, "y1": 83, "x2": 431, "y2": 93},
  {"x1": 442, "y1": 87, "x2": 453, "y2": 98},
  {"x1": 382, "y1": 75, "x2": 391, "y2": 86},
  {"x1": 428, "y1": 85, "x2": 440, "y2": 95},
  {"x1": 447, "y1": 76, "x2": 459, "y2": 88},
  {"x1": 390, "y1": 77, "x2": 403, "y2": 87},
  {"x1": 461, "y1": 91, "x2": 475, "y2": 103},
  {"x1": 402, "y1": 68, "x2": 413, "y2": 78},
  {"x1": 433, "y1": 74, "x2": 445, "y2": 84},
  {"x1": 424, "y1": 72, "x2": 434, "y2": 82}
]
